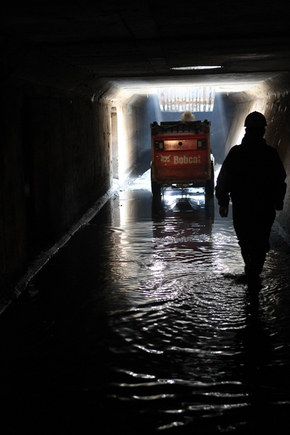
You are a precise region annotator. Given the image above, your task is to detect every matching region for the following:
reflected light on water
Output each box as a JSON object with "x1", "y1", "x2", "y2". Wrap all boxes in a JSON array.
[
  {"x1": 2, "y1": 167, "x2": 290, "y2": 435},
  {"x1": 100, "y1": 170, "x2": 290, "y2": 433}
]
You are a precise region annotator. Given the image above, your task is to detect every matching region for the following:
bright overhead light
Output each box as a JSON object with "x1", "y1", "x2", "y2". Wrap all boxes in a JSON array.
[
  {"x1": 157, "y1": 86, "x2": 215, "y2": 112},
  {"x1": 170, "y1": 65, "x2": 222, "y2": 70}
]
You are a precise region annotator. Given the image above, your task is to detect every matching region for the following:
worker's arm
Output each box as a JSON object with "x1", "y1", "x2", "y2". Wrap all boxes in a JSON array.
[{"x1": 215, "y1": 150, "x2": 234, "y2": 217}]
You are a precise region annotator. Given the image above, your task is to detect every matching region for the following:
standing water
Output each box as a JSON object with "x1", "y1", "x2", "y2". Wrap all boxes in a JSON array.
[{"x1": 0, "y1": 170, "x2": 290, "y2": 434}]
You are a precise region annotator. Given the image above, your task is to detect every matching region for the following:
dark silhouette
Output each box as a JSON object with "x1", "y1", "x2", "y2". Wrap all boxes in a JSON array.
[{"x1": 216, "y1": 111, "x2": 287, "y2": 288}]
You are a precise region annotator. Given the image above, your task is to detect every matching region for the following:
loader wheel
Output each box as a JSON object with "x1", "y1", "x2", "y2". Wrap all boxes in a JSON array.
[
  {"x1": 151, "y1": 168, "x2": 162, "y2": 203},
  {"x1": 151, "y1": 181, "x2": 161, "y2": 202},
  {"x1": 205, "y1": 161, "x2": 215, "y2": 218},
  {"x1": 205, "y1": 161, "x2": 214, "y2": 199}
]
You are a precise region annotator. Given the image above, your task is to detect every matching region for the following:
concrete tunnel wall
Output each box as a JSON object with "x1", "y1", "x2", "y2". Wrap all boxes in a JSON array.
[
  {"x1": 1, "y1": 70, "x2": 290, "y2": 304},
  {"x1": 0, "y1": 77, "x2": 139, "y2": 303}
]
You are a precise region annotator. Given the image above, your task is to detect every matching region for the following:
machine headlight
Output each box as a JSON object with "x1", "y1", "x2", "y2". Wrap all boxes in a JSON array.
[
  {"x1": 197, "y1": 140, "x2": 206, "y2": 149},
  {"x1": 155, "y1": 141, "x2": 164, "y2": 150}
]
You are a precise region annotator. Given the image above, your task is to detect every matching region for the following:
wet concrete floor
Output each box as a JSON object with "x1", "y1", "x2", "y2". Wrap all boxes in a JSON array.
[{"x1": 1, "y1": 171, "x2": 290, "y2": 434}]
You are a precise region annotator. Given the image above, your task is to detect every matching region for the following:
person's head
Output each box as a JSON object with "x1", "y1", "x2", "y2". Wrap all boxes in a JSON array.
[
  {"x1": 180, "y1": 111, "x2": 195, "y2": 122},
  {"x1": 244, "y1": 111, "x2": 267, "y2": 138}
]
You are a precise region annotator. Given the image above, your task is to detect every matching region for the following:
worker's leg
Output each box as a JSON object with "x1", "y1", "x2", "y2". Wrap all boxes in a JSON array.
[{"x1": 233, "y1": 205, "x2": 275, "y2": 279}]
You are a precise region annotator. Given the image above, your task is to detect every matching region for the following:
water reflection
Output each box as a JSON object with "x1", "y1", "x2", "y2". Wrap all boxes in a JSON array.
[
  {"x1": 100, "y1": 174, "x2": 290, "y2": 433},
  {"x1": 1, "y1": 172, "x2": 290, "y2": 433}
]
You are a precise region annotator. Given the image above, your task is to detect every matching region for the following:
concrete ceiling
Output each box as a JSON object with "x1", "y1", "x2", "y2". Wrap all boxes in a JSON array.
[{"x1": 2, "y1": 0, "x2": 290, "y2": 94}]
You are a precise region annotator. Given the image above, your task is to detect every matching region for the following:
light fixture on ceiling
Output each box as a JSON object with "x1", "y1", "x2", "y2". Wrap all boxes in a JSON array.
[
  {"x1": 157, "y1": 86, "x2": 215, "y2": 112},
  {"x1": 170, "y1": 65, "x2": 222, "y2": 70}
]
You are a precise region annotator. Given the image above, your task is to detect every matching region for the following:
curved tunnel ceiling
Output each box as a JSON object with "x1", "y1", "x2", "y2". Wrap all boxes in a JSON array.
[{"x1": 1, "y1": 1, "x2": 290, "y2": 96}]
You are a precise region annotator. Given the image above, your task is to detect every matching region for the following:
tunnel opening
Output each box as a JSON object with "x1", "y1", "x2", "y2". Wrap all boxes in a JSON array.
[
  {"x1": 115, "y1": 72, "x2": 290, "y2": 175},
  {"x1": 116, "y1": 77, "x2": 262, "y2": 187}
]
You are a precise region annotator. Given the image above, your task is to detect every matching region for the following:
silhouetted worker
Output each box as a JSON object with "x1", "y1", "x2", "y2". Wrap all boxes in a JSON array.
[{"x1": 216, "y1": 111, "x2": 287, "y2": 286}]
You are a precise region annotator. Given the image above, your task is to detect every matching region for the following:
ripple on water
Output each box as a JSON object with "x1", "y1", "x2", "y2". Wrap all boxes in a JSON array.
[
  {"x1": 88, "y1": 195, "x2": 290, "y2": 433},
  {"x1": 99, "y1": 247, "x2": 290, "y2": 432}
]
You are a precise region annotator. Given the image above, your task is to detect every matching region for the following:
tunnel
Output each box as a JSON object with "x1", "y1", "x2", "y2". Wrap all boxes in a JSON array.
[
  {"x1": 1, "y1": 2, "x2": 290, "y2": 433},
  {"x1": 1, "y1": 1, "x2": 290, "y2": 302}
]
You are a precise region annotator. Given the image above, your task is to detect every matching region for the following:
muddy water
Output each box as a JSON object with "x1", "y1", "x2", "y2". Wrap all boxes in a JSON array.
[{"x1": 1, "y1": 172, "x2": 290, "y2": 434}]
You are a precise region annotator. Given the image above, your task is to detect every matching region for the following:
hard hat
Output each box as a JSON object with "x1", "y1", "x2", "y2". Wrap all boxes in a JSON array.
[
  {"x1": 180, "y1": 111, "x2": 195, "y2": 121},
  {"x1": 244, "y1": 111, "x2": 267, "y2": 128}
]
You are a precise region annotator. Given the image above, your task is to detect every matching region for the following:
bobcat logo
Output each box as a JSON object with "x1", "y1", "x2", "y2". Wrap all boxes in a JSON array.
[{"x1": 160, "y1": 155, "x2": 171, "y2": 163}]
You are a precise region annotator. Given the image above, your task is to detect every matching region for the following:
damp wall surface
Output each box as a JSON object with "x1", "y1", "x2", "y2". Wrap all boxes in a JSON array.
[
  {"x1": 0, "y1": 80, "x2": 139, "y2": 301},
  {"x1": 224, "y1": 72, "x2": 290, "y2": 249}
]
